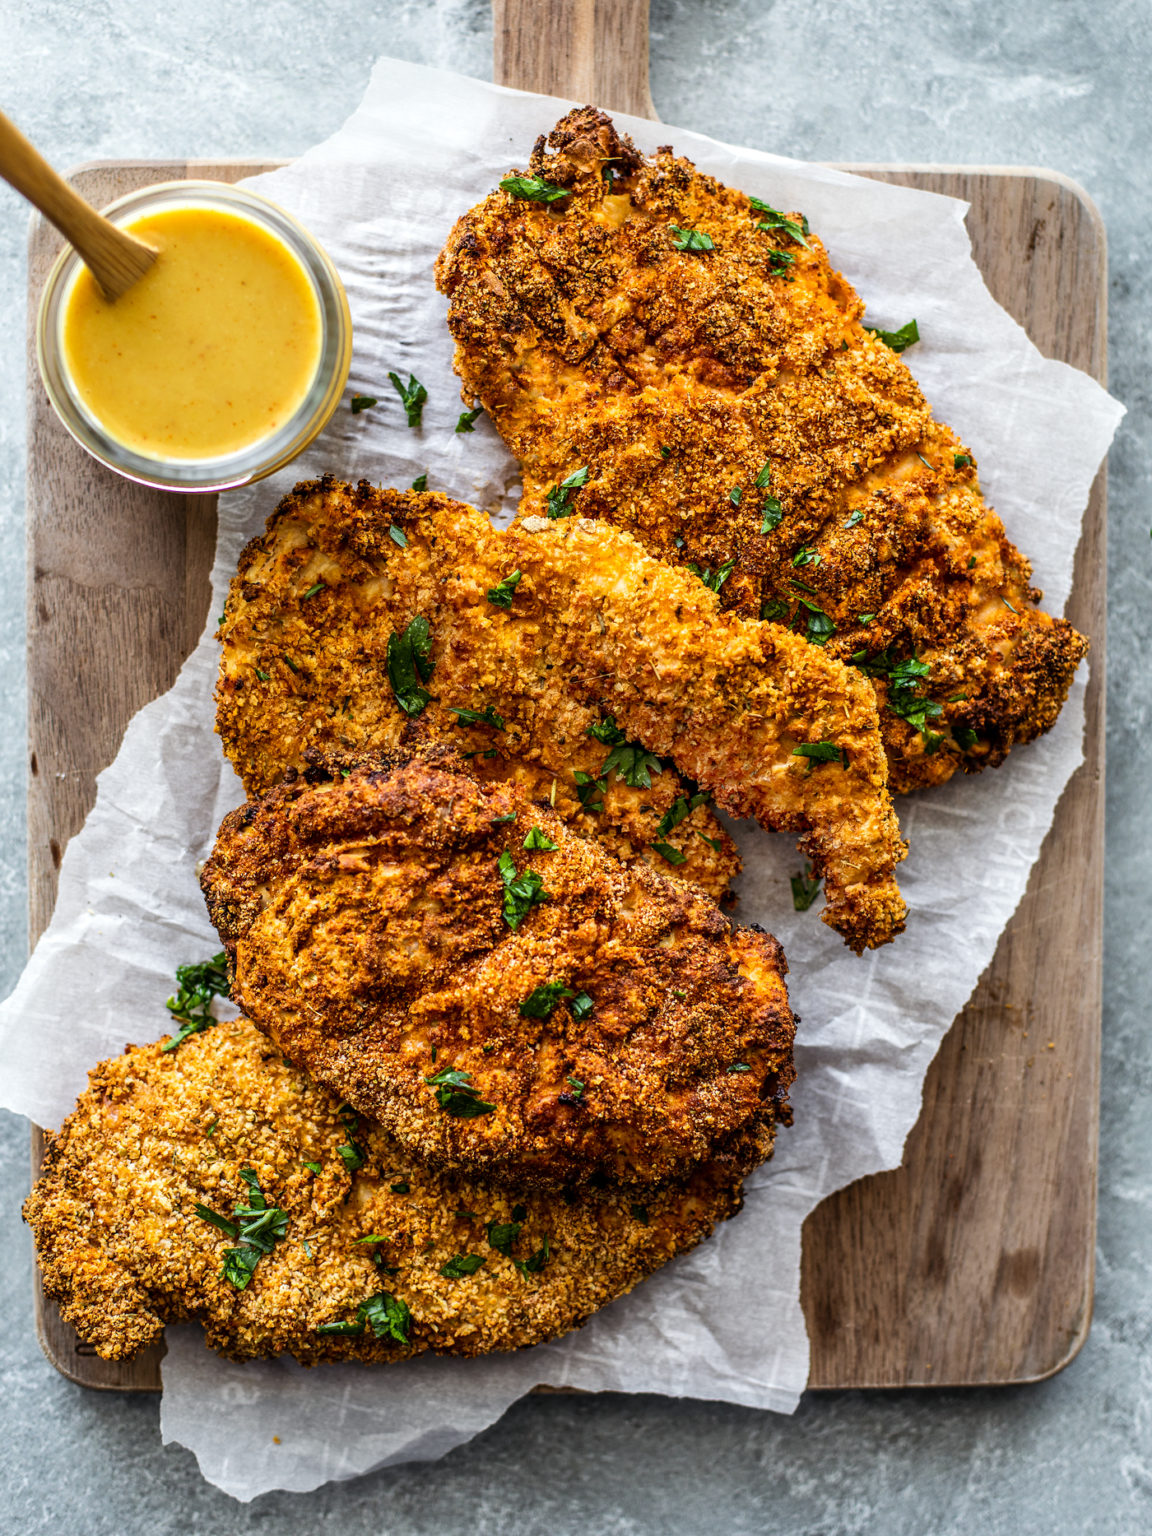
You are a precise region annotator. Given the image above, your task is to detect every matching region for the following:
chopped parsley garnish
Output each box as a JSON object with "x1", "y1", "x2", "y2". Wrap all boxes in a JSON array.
[
  {"x1": 670, "y1": 224, "x2": 714, "y2": 251},
  {"x1": 486, "y1": 1213, "x2": 524, "y2": 1256},
  {"x1": 844, "y1": 509, "x2": 864, "y2": 529},
  {"x1": 1002, "y1": 596, "x2": 1017, "y2": 613},
  {"x1": 656, "y1": 790, "x2": 710, "y2": 838},
  {"x1": 570, "y1": 993, "x2": 593, "y2": 1022},
  {"x1": 729, "y1": 487, "x2": 742, "y2": 506},
  {"x1": 545, "y1": 465, "x2": 589, "y2": 518},
  {"x1": 565, "y1": 1076, "x2": 585, "y2": 1099},
  {"x1": 515, "y1": 1237, "x2": 551, "y2": 1277},
  {"x1": 761, "y1": 498, "x2": 784, "y2": 533},
  {"x1": 792, "y1": 740, "x2": 844, "y2": 764},
  {"x1": 161, "y1": 952, "x2": 230, "y2": 1052},
  {"x1": 498, "y1": 850, "x2": 551, "y2": 929},
  {"x1": 792, "y1": 546, "x2": 820, "y2": 568},
  {"x1": 801, "y1": 605, "x2": 836, "y2": 646},
  {"x1": 388, "y1": 524, "x2": 408, "y2": 548},
  {"x1": 586, "y1": 717, "x2": 665, "y2": 789},
  {"x1": 426, "y1": 1066, "x2": 496, "y2": 1118},
  {"x1": 255, "y1": 668, "x2": 270, "y2": 682},
  {"x1": 410, "y1": 475, "x2": 427, "y2": 493},
  {"x1": 652, "y1": 841, "x2": 688, "y2": 866},
  {"x1": 754, "y1": 461, "x2": 773, "y2": 489},
  {"x1": 350, "y1": 395, "x2": 377, "y2": 413},
  {"x1": 520, "y1": 981, "x2": 576, "y2": 1019},
  {"x1": 388, "y1": 371, "x2": 427, "y2": 428},
  {"x1": 493, "y1": 812, "x2": 517, "y2": 824},
  {"x1": 689, "y1": 558, "x2": 736, "y2": 592},
  {"x1": 854, "y1": 647, "x2": 943, "y2": 749},
  {"x1": 448, "y1": 703, "x2": 506, "y2": 731},
  {"x1": 967, "y1": 555, "x2": 978, "y2": 569},
  {"x1": 390, "y1": 1181, "x2": 410, "y2": 1194},
  {"x1": 761, "y1": 598, "x2": 790, "y2": 623},
  {"x1": 316, "y1": 1318, "x2": 365, "y2": 1337},
  {"x1": 954, "y1": 726, "x2": 979, "y2": 752},
  {"x1": 456, "y1": 406, "x2": 483, "y2": 433},
  {"x1": 337, "y1": 1140, "x2": 365, "y2": 1172},
  {"x1": 749, "y1": 197, "x2": 810, "y2": 247},
  {"x1": 387, "y1": 615, "x2": 435, "y2": 717},
  {"x1": 500, "y1": 174, "x2": 569, "y2": 203},
  {"x1": 727, "y1": 1063, "x2": 752, "y2": 1074},
  {"x1": 194, "y1": 1168, "x2": 289, "y2": 1291},
  {"x1": 791, "y1": 863, "x2": 821, "y2": 911},
  {"x1": 523, "y1": 826, "x2": 558, "y2": 851},
  {"x1": 660, "y1": 445, "x2": 672, "y2": 458},
  {"x1": 916, "y1": 452, "x2": 933, "y2": 470},
  {"x1": 954, "y1": 453, "x2": 973, "y2": 469},
  {"x1": 573, "y1": 770, "x2": 605, "y2": 812},
  {"x1": 303, "y1": 1161, "x2": 322, "y2": 1175},
  {"x1": 363, "y1": 1291, "x2": 412, "y2": 1343},
  {"x1": 857, "y1": 612, "x2": 876, "y2": 625},
  {"x1": 697, "y1": 831, "x2": 722, "y2": 852},
  {"x1": 865, "y1": 318, "x2": 919, "y2": 353},
  {"x1": 767, "y1": 250, "x2": 796, "y2": 278},
  {"x1": 440, "y1": 1253, "x2": 486, "y2": 1279},
  {"x1": 302, "y1": 581, "x2": 325, "y2": 600},
  {"x1": 486, "y1": 570, "x2": 522, "y2": 608},
  {"x1": 630, "y1": 1204, "x2": 649, "y2": 1224}
]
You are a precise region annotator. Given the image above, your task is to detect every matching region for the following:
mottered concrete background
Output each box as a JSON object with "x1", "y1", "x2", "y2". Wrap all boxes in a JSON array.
[{"x1": 0, "y1": 1, "x2": 1149, "y2": 1529}]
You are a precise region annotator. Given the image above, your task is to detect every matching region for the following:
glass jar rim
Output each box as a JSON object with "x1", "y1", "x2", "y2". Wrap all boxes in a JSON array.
[{"x1": 36, "y1": 179, "x2": 352, "y2": 494}]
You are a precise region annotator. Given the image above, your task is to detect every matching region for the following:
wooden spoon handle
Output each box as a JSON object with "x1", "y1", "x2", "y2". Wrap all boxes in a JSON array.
[
  {"x1": 493, "y1": 0, "x2": 658, "y2": 119},
  {"x1": 0, "y1": 110, "x2": 155, "y2": 300}
]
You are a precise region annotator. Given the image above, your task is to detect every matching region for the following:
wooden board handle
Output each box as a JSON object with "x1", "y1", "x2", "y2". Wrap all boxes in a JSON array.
[{"x1": 493, "y1": 0, "x2": 658, "y2": 119}]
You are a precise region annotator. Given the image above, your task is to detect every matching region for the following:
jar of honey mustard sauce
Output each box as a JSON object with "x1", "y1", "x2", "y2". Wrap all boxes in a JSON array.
[{"x1": 37, "y1": 181, "x2": 352, "y2": 492}]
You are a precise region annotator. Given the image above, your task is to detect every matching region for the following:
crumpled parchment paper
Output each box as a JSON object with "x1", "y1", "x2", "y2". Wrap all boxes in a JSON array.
[{"x1": 0, "y1": 56, "x2": 1123, "y2": 1501}]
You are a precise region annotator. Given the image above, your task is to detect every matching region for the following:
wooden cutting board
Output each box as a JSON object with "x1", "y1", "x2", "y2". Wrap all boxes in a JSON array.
[{"x1": 25, "y1": 5, "x2": 1106, "y2": 1394}]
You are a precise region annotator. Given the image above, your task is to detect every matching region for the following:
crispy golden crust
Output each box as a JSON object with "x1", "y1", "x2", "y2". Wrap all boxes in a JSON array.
[
  {"x1": 201, "y1": 750, "x2": 795, "y2": 1189},
  {"x1": 215, "y1": 478, "x2": 907, "y2": 951},
  {"x1": 23, "y1": 1017, "x2": 763, "y2": 1364},
  {"x1": 435, "y1": 107, "x2": 1088, "y2": 794}
]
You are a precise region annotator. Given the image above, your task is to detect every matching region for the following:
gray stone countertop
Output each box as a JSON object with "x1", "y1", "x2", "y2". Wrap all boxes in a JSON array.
[{"x1": 1, "y1": 2, "x2": 1148, "y2": 1530}]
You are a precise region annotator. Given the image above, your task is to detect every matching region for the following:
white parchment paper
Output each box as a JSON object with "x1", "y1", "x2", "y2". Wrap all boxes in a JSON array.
[{"x1": 1, "y1": 58, "x2": 1123, "y2": 1500}]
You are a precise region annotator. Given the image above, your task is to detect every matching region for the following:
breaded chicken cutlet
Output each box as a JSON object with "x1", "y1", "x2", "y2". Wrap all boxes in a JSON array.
[
  {"x1": 216, "y1": 477, "x2": 907, "y2": 952},
  {"x1": 24, "y1": 1016, "x2": 763, "y2": 1364},
  {"x1": 435, "y1": 107, "x2": 1088, "y2": 794},
  {"x1": 201, "y1": 750, "x2": 795, "y2": 1189}
]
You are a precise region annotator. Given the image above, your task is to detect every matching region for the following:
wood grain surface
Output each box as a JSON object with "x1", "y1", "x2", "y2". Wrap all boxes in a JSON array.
[{"x1": 25, "y1": 150, "x2": 1105, "y2": 1394}]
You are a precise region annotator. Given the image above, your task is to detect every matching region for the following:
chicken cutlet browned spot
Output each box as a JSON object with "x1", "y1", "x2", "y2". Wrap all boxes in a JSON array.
[
  {"x1": 201, "y1": 750, "x2": 795, "y2": 1189},
  {"x1": 435, "y1": 106, "x2": 1088, "y2": 794},
  {"x1": 23, "y1": 1017, "x2": 764, "y2": 1363},
  {"x1": 215, "y1": 478, "x2": 907, "y2": 951}
]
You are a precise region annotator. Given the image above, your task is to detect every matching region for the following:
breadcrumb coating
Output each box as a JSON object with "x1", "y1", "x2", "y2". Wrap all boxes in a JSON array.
[
  {"x1": 435, "y1": 106, "x2": 1088, "y2": 794},
  {"x1": 215, "y1": 477, "x2": 907, "y2": 951},
  {"x1": 201, "y1": 750, "x2": 795, "y2": 1188},
  {"x1": 23, "y1": 1017, "x2": 765, "y2": 1364}
]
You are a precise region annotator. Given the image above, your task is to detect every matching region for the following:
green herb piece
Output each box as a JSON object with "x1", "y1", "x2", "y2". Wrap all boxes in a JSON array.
[
  {"x1": 954, "y1": 453, "x2": 973, "y2": 469},
  {"x1": 857, "y1": 612, "x2": 876, "y2": 625},
  {"x1": 486, "y1": 1217, "x2": 522, "y2": 1257},
  {"x1": 497, "y1": 850, "x2": 551, "y2": 929},
  {"x1": 967, "y1": 555, "x2": 978, "y2": 569},
  {"x1": 865, "y1": 318, "x2": 919, "y2": 353},
  {"x1": 162, "y1": 952, "x2": 230, "y2": 1053},
  {"x1": 523, "y1": 826, "x2": 558, "y2": 851},
  {"x1": 302, "y1": 581, "x2": 325, "y2": 600},
  {"x1": 672, "y1": 989, "x2": 687, "y2": 1000},
  {"x1": 946, "y1": 692, "x2": 968, "y2": 703},
  {"x1": 749, "y1": 197, "x2": 810, "y2": 246},
  {"x1": 456, "y1": 406, "x2": 483, "y2": 433},
  {"x1": 792, "y1": 741, "x2": 842, "y2": 763},
  {"x1": 791, "y1": 863, "x2": 821, "y2": 911},
  {"x1": 792, "y1": 546, "x2": 820, "y2": 568},
  {"x1": 696, "y1": 831, "x2": 722, "y2": 852},
  {"x1": 426, "y1": 1065, "x2": 496, "y2": 1118},
  {"x1": 350, "y1": 395, "x2": 377, "y2": 413},
  {"x1": 585, "y1": 717, "x2": 665, "y2": 789},
  {"x1": 390, "y1": 1181, "x2": 410, "y2": 1194},
  {"x1": 388, "y1": 371, "x2": 428, "y2": 428},
  {"x1": 545, "y1": 465, "x2": 590, "y2": 518},
  {"x1": 316, "y1": 1317, "x2": 366, "y2": 1336},
  {"x1": 193, "y1": 1203, "x2": 239, "y2": 1239},
  {"x1": 360, "y1": 1291, "x2": 412, "y2": 1344},
  {"x1": 387, "y1": 615, "x2": 435, "y2": 717},
  {"x1": 337, "y1": 1140, "x2": 365, "y2": 1172},
  {"x1": 440, "y1": 1253, "x2": 486, "y2": 1279},
  {"x1": 354, "y1": 1235, "x2": 390, "y2": 1244},
  {"x1": 915, "y1": 452, "x2": 933, "y2": 471},
  {"x1": 803, "y1": 607, "x2": 836, "y2": 647},
  {"x1": 573, "y1": 769, "x2": 606, "y2": 812},
  {"x1": 447, "y1": 703, "x2": 506, "y2": 731},
  {"x1": 409, "y1": 478, "x2": 427, "y2": 497},
  {"x1": 199, "y1": 1169, "x2": 290, "y2": 1291},
  {"x1": 754, "y1": 462, "x2": 773, "y2": 490},
  {"x1": 515, "y1": 1237, "x2": 551, "y2": 1277},
  {"x1": 729, "y1": 487, "x2": 742, "y2": 506},
  {"x1": 303, "y1": 1161, "x2": 322, "y2": 1175},
  {"x1": 761, "y1": 598, "x2": 790, "y2": 623},
  {"x1": 670, "y1": 224, "x2": 714, "y2": 251},
  {"x1": 493, "y1": 812, "x2": 517, "y2": 824},
  {"x1": 500, "y1": 174, "x2": 569, "y2": 203},
  {"x1": 761, "y1": 497, "x2": 784, "y2": 533},
  {"x1": 586, "y1": 716, "x2": 627, "y2": 745},
  {"x1": 205, "y1": 1120, "x2": 218, "y2": 1138},
  {"x1": 520, "y1": 981, "x2": 576, "y2": 1019},
  {"x1": 455, "y1": 1209, "x2": 477, "y2": 1222},
  {"x1": 652, "y1": 840, "x2": 688, "y2": 866},
  {"x1": 767, "y1": 249, "x2": 796, "y2": 277},
  {"x1": 656, "y1": 790, "x2": 710, "y2": 838},
  {"x1": 727, "y1": 1063, "x2": 752, "y2": 1074},
  {"x1": 660, "y1": 445, "x2": 672, "y2": 458},
  {"x1": 255, "y1": 668, "x2": 270, "y2": 682},
  {"x1": 570, "y1": 993, "x2": 593, "y2": 1022},
  {"x1": 844, "y1": 509, "x2": 864, "y2": 529},
  {"x1": 1002, "y1": 596, "x2": 1017, "y2": 613},
  {"x1": 565, "y1": 1076, "x2": 585, "y2": 1099},
  {"x1": 688, "y1": 558, "x2": 736, "y2": 592},
  {"x1": 630, "y1": 1204, "x2": 649, "y2": 1224},
  {"x1": 954, "y1": 726, "x2": 979, "y2": 752},
  {"x1": 486, "y1": 570, "x2": 522, "y2": 608},
  {"x1": 283, "y1": 654, "x2": 300, "y2": 673}
]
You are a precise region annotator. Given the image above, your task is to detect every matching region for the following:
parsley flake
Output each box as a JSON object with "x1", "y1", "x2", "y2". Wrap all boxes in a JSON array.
[
  {"x1": 388, "y1": 371, "x2": 427, "y2": 428},
  {"x1": 749, "y1": 198, "x2": 810, "y2": 246},
  {"x1": 566, "y1": 1076, "x2": 585, "y2": 1099},
  {"x1": 761, "y1": 598, "x2": 790, "y2": 623},
  {"x1": 520, "y1": 981, "x2": 576, "y2": 1019},
  {"x1": 448, "y1": 703, "x2": 505, "y2": 731},
  {"x1": 865, "y1": 318, "x2": 919, "y2": 353},
  {"x1": 161, "y1": 952, "x2": 230, "y2": 1052},
  {"x1": 498, "y1": 850, "x2": 551, "y2": 929},
  {"x1": 729, "y1": 486, "x2": 742, "y2": 506},
  {"x1": 440, "y1": 1253, "x2": 486, "y2": 1279},
  {"x1": 792, "y1": 741, "x2": 842, "y2": 763},
  {"x1": 670, "y1": 224, "x2": 714, "y2": 251},
  {"x1": 844, "y1": 509, "x2": 864, "y2": 529},
  {"x1": 387, "y1": 615, "x2": 435, "y2": 717},
  {"x1": 195, "y1": 1168, "x2": 289, "y2": 1290},
  {"x1": 523, "y1": 826, "x2": 558, "y2": 851},
  {"x1": 545, "y1": 466, "x2": 589, "y2": 518},
  {"x1": 456, "y1": 406, "x2": 483, "y2": 433},
  {"x1": 486, "y1": 570, "x2": 522, "y2": 608},
  {"x1": 302, "y1": 581, "x2": 325, "y2": 600},
  {"x1": 570, "y1": 993, "x2": 593, "y2": 1022},
  {"x1": 652, "y1": 841, "x2": 687, "y2": 866},
  {"x1": 410, "y1": 474, "x2": 427, "y2": 493},
  {"x1": 727, "y1": 1063, "x2": 752, "y2": 1074},
  {"x1": 688, "y1": 558, "x2": 736, "y2": 592},
  {"x1": 350, "y1": 395, "x2": 377, "y2": 413},
  {"x1": 761, "y1": 497, "x2": 784, "y2": 533},
  {"x1": 791, "y1": 863, "x2": 821, "y2": 911},
  {"x1": 426, "y1": 1065, "x2": 496, "y2": 1118},
  {"x1": 586, "y1": 717, "x2": 665, "y2": 789},
  {"x1": 792, "y1": 546, "x2": 820, "y2": 568},
  {"x1": 389, "y1": 525, "x2": 408, "y2": 547},
  {"x1": 954, "y1": 453, "x2": 973, "y2": 469},
  {"x1": 656, "y1": 790, "x2": 710, "y2": 838},
  {"x1": 500, "y1": 174, "x2": 569, "y2": 203}
]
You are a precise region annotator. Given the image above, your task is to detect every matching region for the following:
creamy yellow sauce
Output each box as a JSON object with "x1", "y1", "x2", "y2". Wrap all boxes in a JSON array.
[{"x1": 61, "y1": 205, "x2": 323, "y2": 460}]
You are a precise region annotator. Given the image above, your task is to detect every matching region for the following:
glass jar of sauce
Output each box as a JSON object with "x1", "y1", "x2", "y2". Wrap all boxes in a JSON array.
[{"x1": 36, "y1": 180, "x2": 352, "y2": 493}]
